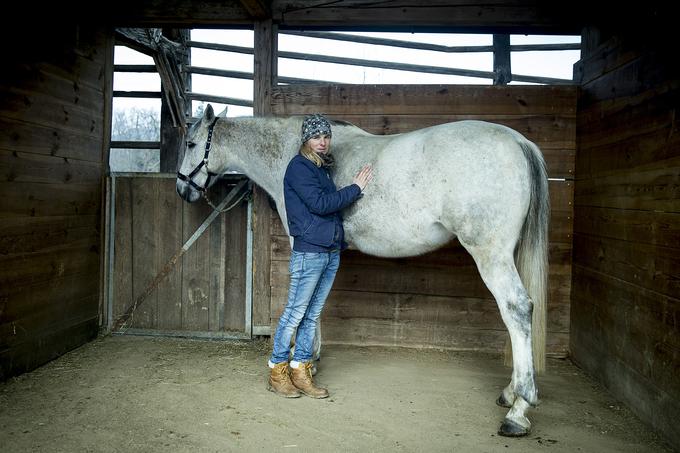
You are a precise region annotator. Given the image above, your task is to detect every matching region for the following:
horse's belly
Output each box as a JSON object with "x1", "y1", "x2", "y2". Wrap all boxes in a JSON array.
[{"x1": 344, "y1": 215, "x2": 453, "y2": 258}]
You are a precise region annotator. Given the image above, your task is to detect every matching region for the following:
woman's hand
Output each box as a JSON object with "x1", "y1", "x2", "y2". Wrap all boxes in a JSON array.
[{"x1": 353, "y1": 164, "x2": 374, "y2": 191}]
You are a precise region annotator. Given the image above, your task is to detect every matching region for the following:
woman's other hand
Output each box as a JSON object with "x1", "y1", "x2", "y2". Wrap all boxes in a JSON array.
[{"x1": 353, "y1": 164, "x2": 374, "y2": 191}]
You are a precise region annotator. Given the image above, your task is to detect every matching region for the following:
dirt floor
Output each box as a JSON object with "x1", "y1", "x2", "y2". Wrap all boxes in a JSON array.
[{"x1": 0, "y1": 335, "x2": 675, "y2": 453}]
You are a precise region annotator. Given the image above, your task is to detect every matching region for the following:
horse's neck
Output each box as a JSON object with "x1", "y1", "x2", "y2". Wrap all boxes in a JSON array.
[{"x1": 218, "y1": 117, "x2": 297, "y2": 198}]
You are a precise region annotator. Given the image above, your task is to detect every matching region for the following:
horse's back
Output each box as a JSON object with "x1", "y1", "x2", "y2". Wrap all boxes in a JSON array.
[{"x1": 336, "y1": 120, "x2": 534, "y2": 257}]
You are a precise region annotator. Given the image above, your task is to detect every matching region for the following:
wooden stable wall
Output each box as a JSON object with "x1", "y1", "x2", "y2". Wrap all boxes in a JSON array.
[
  {"x1": 0, "y1": 26, "x2": 112, "y2": 379},
  {"x1": 267, "y1": 84, "x2": 576, "y2": 355},
  {"x1": 571, "y1": 31, "x2": 680, "y2": 447},
  {"x1": 110, "y1": 176, "x2": 249, "y2": 336}
]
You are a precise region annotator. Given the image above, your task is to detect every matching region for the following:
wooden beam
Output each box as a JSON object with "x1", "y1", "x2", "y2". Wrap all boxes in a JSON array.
[
  {"x1": 493, "y1": 34, "x2": 511, "y2": 85},
  {"x1": 251, "y1": 19, "x2": 277, "y2": 333},
  {"x1": 239, "y1": 0, "x2": 270, "y2": 20}
]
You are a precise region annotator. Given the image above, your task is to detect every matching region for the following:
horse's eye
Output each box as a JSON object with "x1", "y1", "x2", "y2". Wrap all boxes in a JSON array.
[{"x1": 187, "y1": 141, "x2": 196, "y2": 148}]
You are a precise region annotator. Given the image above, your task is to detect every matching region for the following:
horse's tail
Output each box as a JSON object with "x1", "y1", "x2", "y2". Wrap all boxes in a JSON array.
[{"x1": 515, "y1": 139, "x2": 550, "y2": 374}]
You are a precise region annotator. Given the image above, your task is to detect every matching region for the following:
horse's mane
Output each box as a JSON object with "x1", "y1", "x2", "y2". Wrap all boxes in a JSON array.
[{"x1": 329, "y1": 119, "x2": 356, "y2": 127}]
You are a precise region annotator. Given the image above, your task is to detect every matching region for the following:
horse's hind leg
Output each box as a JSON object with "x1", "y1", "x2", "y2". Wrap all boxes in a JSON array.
[{"x1": 466, "y1": 247, "x2": 538, "y2": 437}]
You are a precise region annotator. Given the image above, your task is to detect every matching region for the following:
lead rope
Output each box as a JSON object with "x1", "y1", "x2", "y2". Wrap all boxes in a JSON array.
[{"x1": 201, "y1": 181, "x2": 252, "y2": 212}]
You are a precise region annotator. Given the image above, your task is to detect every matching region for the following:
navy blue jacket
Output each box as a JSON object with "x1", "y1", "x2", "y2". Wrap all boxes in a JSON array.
[{"x1": 283, "y1": 154, "x2": 362, "y2": 252}]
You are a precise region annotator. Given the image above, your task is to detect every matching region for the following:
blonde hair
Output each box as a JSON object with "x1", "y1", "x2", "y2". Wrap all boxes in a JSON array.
[{"x1": 300, "y1": 142, "x2": 328, "y2": 167}]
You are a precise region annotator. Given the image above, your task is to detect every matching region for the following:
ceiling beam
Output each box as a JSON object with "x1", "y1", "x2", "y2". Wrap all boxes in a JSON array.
[{"x1": 239, "y1": 0, "x2": 270, "y2": 20}]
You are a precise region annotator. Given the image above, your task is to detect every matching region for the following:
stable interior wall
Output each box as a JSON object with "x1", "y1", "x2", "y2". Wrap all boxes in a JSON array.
[
  {"x1": 0, "y1": 26, "x2": 112, "y2": 379},
  {"x1": 571, "y1": 30, "x2": 680, "y2": 448},
  {"x1": 268, "y1": 84, "x2": 576, "y2": 355}
]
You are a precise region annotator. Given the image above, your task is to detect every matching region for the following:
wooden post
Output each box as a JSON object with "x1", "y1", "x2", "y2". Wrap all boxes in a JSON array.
[
  {"x1": 493, "y1": 34, "x2": 511, "y2": 85},
  {"x1": 252, "y1": 19, "x2": 277, "y2": 335},
  {"x1": 160, "y1": 28, "x2": 190, "y2": 173}
]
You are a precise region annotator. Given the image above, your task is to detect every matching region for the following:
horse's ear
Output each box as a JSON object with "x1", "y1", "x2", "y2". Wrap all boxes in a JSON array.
[
  {"x1": 202, "y1": 104, "x2": 215, "y2": 125},
  {"x1": 218, "y1": 106, "x2": 228, "y2": 117}
]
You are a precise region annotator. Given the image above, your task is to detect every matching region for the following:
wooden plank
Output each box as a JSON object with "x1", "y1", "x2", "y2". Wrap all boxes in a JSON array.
[
  {"x1": 570, "y1": 265, "x2": 680, "y2": 399},
  {"x1": 251, "y1": 187, "x2": 273, "y2": 330},
  {"x1": 112, "y1": 178, "x2": 133, "y2": 322},
  {"x1": 573, "y1": 206, "x2": 680, "y2": 249},
  {"x1": 129, "y1": 178, "x2": 159, "y2": 328},
  {"x1": 271, "y1": 1, "x2": 581, "y2": 34},
  {"x1": 254, "y1": 19, "x2": 278, "y2": 114},
  {"x1": 0, "y1": 244, "x2": 100, "y2": 290},
  {"x1": 336, "y1": 114, "x2": 576, "y2": 148},
  {"x1": 271, "y1": 257, "x2": 571, "y2": 301},
  {"x1": 579, "y1": 49, "x2": 676, "y2": 104},
  {"x1": 574, "y1": 157, "x2": 680, "y2": 212},
  {"x1": 0, "y1": 150, "x2": 102, "y2": 186},
  {"x1": 1, "y1": 273, "x2": 98, "y2": 324},
  {"x1": 574, "y1": 35, "x2": 640, "y2": 86},
  {"x1": 0, "y1": 117, "x2": 104, "y2": 162},
  {"x1": 1, "y1": 51, "x2": 106, "y2": 95},
  {"x1": 224, "y1": 200, "x2": 248, "y2": 331},
  {"x1": 271, "y1": 315, "x2": 569, "y2": 356},
  {"x1": 573, "y1": 233, "x2": 680, "y2": 300},
  {"x1": 0, "y1": 214, "x2": 98, "y2": 256},
  {"x1": 181, "y1": 193, "x2": 214, "y2": 331},
  {"x1": 271, "y1": 85, "x2": 577, "y2": 116},
  {"x1": 0, "y1": 295, "x2": 98, "y2": 350},
  {"x1": 0, "y1": 181, "x2": 101, "y2": 218},
  {"x1": 0, "y1": 88, "x2": 105, "y2": 139},
  {"x1": 576, "y1": 88, "x2": 680, "y2": 179},
  {"x1": 251, "y1": 20, "x2": 278, "y2": 332},
  {"x1": 0, "y1": 317, "x2": 98, "y2": 380},
  {"x1": 271, "y1": 286, "x2": 569, "y2": 334},
  {"x1": 155, "y1": 179, "x2": 184, "y2": 330},
  {"x1": 0, "y1": 65, "x2": 105, "y2": 115}
]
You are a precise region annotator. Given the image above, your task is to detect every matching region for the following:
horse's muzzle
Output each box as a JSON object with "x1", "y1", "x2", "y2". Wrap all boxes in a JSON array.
[{"x1": 176, "y1": 179, "x2": 201, "y2": 203}]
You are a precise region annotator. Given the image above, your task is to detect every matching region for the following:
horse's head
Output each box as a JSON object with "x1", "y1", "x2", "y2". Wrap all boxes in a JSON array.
[{"x1": 176, "y1": 104, "x2": 227, "y2": 202}]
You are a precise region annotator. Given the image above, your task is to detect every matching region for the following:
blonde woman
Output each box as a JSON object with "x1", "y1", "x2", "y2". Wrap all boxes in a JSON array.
[{"x1": 267, "y1": 114, "x2": 373, "y2": 398}]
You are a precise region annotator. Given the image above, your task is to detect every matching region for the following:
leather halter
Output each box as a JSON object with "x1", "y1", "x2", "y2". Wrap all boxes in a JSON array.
[{"x1": 177, "y1": 117, "x2": 220, "y2": 193}]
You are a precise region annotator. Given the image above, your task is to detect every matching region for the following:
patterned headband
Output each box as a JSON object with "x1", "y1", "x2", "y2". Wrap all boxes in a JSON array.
[{"x1": 301, "y1": 114, "x2": 332, "y2": 144}]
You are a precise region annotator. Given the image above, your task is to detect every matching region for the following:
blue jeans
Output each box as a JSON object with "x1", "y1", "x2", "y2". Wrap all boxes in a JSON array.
[{"x1": 270, "y1": 250, "x2": 340, "y2": 364}]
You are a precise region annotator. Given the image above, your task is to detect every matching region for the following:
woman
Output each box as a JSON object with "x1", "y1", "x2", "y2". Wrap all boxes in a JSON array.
[{"x1": 268, "y1": 114, "x2": 373, "y2": 398}]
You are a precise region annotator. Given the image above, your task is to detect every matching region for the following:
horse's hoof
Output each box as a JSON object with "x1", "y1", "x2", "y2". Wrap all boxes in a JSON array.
[
  {"x1": 498, "y1": 419, "x2": 530, "y2": 437},
  {"x1": 496, "y1": 393, "x2": 512, "y2": 408}
]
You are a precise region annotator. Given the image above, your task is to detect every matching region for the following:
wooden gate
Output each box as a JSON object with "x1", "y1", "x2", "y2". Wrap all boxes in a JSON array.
[{"x1": 106, "y1": 174, "x2": 252, "y2": 339}]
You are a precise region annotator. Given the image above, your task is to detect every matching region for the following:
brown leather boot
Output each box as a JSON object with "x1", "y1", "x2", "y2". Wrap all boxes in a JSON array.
[
  {"x1": 290, "y1": 362, "x2": 329, "y2": 399},
  {"x1": 268, "y1": 362, "x2": 301, "y2": 398}
]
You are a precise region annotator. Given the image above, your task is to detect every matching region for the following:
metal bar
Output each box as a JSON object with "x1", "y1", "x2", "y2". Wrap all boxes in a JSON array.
[
  {"x1": 112, "y1": 328, "x2": 251, "y2": 340},
  {"x1": 245, "y1": 191, "x2": 254, "y2": 338}
]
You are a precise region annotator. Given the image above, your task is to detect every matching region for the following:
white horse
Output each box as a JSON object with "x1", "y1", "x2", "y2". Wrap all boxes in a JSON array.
[{"x1": 176, "y1": 104, "x2": 549, "y2": 437}]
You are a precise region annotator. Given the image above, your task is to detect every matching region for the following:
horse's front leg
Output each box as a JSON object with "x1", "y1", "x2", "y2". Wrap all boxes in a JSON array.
[
  {"x1": 310, "y1": 321, "x2": 322, "y2": 375},
  {"x1": 472, "y1": 254, "x2": 539, "y2": 437}
]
